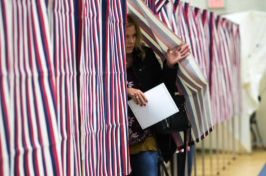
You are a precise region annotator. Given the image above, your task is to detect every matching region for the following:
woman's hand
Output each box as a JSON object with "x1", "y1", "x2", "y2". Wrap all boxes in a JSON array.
[
  {"x1": 166, "y1": 43, "x2": 190, "y2": 68},
  {"x1": 127, "y1": 88, "x2": 148, "y2": 106}
]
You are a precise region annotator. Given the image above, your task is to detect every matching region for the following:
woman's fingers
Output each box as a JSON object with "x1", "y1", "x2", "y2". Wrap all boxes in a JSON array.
[
  {"x1": 176, "y1": 42, "x2": 185, "y2": 51},
  {"x1": 170, "y1": 42, "x2": 184, "y2": 53},
  {"x1": 181, "y1": 52, "x2": 190, "y2": 59},
  {"x1": 132, "y1": 96, "x2": 138, "y2": 105},
  {"x1": 180, "y1": 44, "x2": 190, "y2": 53},
  {"x1": 176, "y1": 44, "x2": 190, "y2": 60},
  {"x1": 141, "y1": 92, "x2": 148, "y2": 103},
  {"x1": 135, "y1": 94, "x2": 142, "y2": 105},
  {"x1": 181, "y1": 47, "x2": 190, "y2": 56},
  {"x1": 128, "y1": 88, "x2": 148, "y2": 106},
  {"x1": 139, "y1": 94, "x2": 146, "y2": 106},
  {"x1": 134, "y1": 91, "x2": 147, "y2": 106}
]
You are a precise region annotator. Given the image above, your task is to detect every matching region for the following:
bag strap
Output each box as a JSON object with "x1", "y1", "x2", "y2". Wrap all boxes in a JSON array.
[
  {"x1": 179, "y1": 130, "x2": 187, "y2": 176},
  {"x1": 152, "y1": 129, "x2": 169, "y2": 176},
  {"x1": 153, "y1": 127, "x2": 192, "y2": 176}
]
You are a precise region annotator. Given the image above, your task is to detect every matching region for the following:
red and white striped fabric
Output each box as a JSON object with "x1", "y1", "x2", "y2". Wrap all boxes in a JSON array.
[
  {"x1": 185, "y1": 4, "x2": 212, "y2": 82},
  {"x1": 157, "y1": 1, "x2": 178, "y2": 34},
  {"x1": 209, "y1": 12, "x2": 237, "y2": 123},
  {"x1": 235, "y1": 25, "x2": 242, "y2": 115},
  {"x1": 158, "y1": 1, "x2": 214, "y2": 145},
  {"x1": 173, "y1": 1, "x2": 192, "y2": 47},
  {"x1": 0, "y1": 0, "x2": 242, "y2": 175},
  {"x1": 143, "y1": 0, "x2": 170, "y2": 15},
  {"x1": 183, "y1": 3, "x2": 201, "y2": 66},
  {"x1": 79, "y1": 0, "x2": 130, "y2": 175},
  {"x1": 0, "y1": 1, "x2": 12, "y2": 175},
  {"x1": 155, "y1": 0, "x2": 169, "y2": 13},
  {"x1": 216, "y1": 16, "x2": 234, "y2": 120},
  {"x1": 138, "y1": 0, "x2": 241, "y2": 145},
  {"x1": 0, "y1": 0, "x2": 62, "y2": 175},
  {"x1": 52, "y1": 0, "x2": 81, "y2": 175},
  {"x1": 128, "y1": 0, "x2": 214, "y2": 147},
  {"x1": 231, "y1": 22, "x2": 242, "y2": 115},
  {"x1": 194, "y1": 7, "x2": 209, "y2": 79},
  {"x1": 142, "y1": 0, "x2": 157, "y2": 14},
  {"x1": 156, "y1": 1, "x2": 190, "y2": 149},
  {"x1": 0, "y1": 0, "x2": 81, "y2": 175},
  {"x1": 209, "y1": 11, "x2": 224, "y2": 124},
  {"x1": 202, "y1": 9, "x2": 211, "y2": 82},
  {"x1": 156, "y1": 1, "x2": 188, "y2": 150}
]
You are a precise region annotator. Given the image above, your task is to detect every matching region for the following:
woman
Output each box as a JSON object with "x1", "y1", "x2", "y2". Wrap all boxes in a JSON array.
[{"x1": 126, "y1": 14, "x2": 190, "y2": 176}]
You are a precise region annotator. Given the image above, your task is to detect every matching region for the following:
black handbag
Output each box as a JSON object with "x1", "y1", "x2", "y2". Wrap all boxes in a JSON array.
[
  {"x1": 153, "y1": 93, "x2": 191, "y2": 176},
  {"x1": 154, "y1": 94, "x2": 191, "y2": 134}
]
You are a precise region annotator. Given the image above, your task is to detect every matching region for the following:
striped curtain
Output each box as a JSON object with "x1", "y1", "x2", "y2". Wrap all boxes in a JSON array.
[
  {"x1": 0, "y1": 0, "x2": 61, "y2": 175},
  {"x1": 173, "y1": 1, "x2": 192, "y2": 49},
  {"x1": 0, "y1": 0, "x2": 12, "y2": 174},
  {"x1": 128, "y1": 0, "x2": 214, "y2": 147},
  {"x1": 79, "y1": 0, "x2": 130, "y2": 175},
  {"x1": 155, "y1": 0, "x2": 169, "y2": 14},
  {"x1": 183, "y1": 3, "x2": 201, "y2": 66},
  {"x1": 156, "y1": 0, "x2": 187, "y2": 149},
  {"x1": 209, "y1": 11, "x2": 229, "y2": 124},
  {"x1": 0, "y1": 0, "x2": 241, "y2": 175},
  {"x1": 172, "y1": 1, "x2": 213, "y2": 144},
  {"x1": 143, "y1": 0, "x2": 157, "y2": 14},
  {"x1": 216, "y1": 16, "x2": 234, "y2": 121},
  {"x1": 52, "y1": 0, "x2": 81, "y2": 175},
  {"x1": 209, "y1": 11, "x2": 221, "y2": 124},
  {"x1": 0, "y1": 0, "x2": 81, "y2": 175},
  {"x1": 231, "y1": 22, "x2": 242, "y2": 115},
  {"x1": 155, "y1": 0, "x2": 241, "y2": 143},
  {"x1": 194, "y1": 8, "x2": 210, "y2": 80},
  {"x1": 202, "y1": 9, "x2": 211, "y2": 83}
]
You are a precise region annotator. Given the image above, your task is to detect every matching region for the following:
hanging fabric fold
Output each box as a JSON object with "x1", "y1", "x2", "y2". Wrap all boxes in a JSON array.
[{"x1": 127, "y1": 0, "x2": 214, "y2": 147}]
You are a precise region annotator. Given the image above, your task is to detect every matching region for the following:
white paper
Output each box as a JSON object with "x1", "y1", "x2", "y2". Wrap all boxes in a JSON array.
[{"x1": 128, "y1": 83, "x2": 179, "y2": 129}]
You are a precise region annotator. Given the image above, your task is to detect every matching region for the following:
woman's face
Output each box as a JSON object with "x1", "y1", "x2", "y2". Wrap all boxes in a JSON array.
[{"x1": 126, "y1": 25, "x2": 136, "y2": 54}]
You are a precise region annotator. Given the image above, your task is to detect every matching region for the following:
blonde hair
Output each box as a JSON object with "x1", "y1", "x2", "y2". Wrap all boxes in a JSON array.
[{"x1": 127, "y1": 14, "x2": 145, "y2": 59}]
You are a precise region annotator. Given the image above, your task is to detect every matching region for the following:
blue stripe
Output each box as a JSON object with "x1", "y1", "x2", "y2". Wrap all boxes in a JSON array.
[
  {"x1": 25, "y1": 77, "x2": 37, "y2": 175},
  {"x1": 209, "y1": 12, "x2": 213, "y2": 87},
  {"x1": 31, "y1": 15, "x2": 57, "y2": 175},
  {"x1": 36, "y1": 3, "x2": 57, "y2": 120},
  {"x1": 0, "y1": 79, "x2": 11, "y2": 174},
  {"x1": 32, "y1": 79, "x2": 48, "y2": 175},
  {"x1": 64, "y1": 75, "x2": 69, "y2": 175},
  {"x1": 173, "y1": 0, "x2": 179, "y2": 10},
  {"x1": 0, "y1": 0, "x2": 10, "y2": 89},
  {"x1": 0, "y1": 0, "x2": 10, "y2": 160},
  {"x1": 101, "y1": 1, "x2": 110, "y2": 174},
  {"x1": 14, "y1": 82, "x2": 19, "y2": 174},
  {"x1": 22, "y1": 6, "x2": 34, "y2": 175},
  {"x1": 118, "y1": 0, "x2": 127, "y2": 173}
]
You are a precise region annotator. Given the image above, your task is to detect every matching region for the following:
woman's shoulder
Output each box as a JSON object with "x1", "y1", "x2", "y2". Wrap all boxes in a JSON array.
[
  {"x1": 142, "y1": 46, "x2": 155, "y2": 57},
  {"x1": 143, "y1": 46, "x2": 153, "y2": 53},
  {"x1": 134, "y1": 45, "x2": 156, "y2": 62}
]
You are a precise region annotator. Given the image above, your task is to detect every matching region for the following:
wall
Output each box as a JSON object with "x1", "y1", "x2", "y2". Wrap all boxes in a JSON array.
[{"x1": 183, "y1": 0, "x2": 266, "y2": 15}]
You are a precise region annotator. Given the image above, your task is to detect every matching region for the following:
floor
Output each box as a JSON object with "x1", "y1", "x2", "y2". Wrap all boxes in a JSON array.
[
  {"x1": 166, "y1": 147, "x2": 266, "y2": 176},
  {"x1": 191, "y1": 148, "x2": 266, "y2": 176}
]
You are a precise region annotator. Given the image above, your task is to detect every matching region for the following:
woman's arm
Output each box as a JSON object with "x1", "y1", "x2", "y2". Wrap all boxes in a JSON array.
[
  {"x1": 126, "y1": 44, "x2": 190, "y2": 106},
  {"x1": 152, "y1": 44, "x2": 190, "y2": 92}
]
